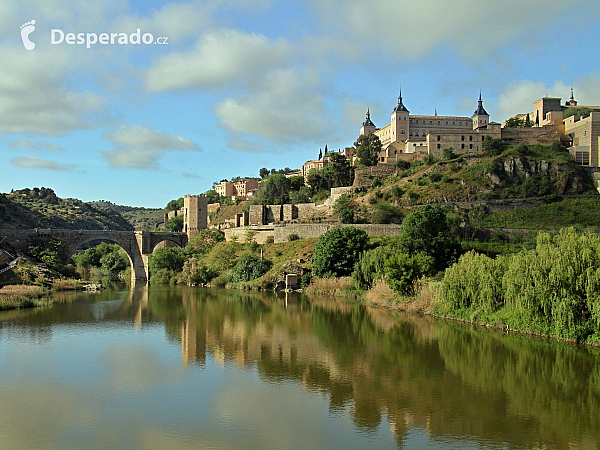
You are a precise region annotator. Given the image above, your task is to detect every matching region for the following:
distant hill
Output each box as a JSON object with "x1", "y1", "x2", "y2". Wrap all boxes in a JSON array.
[
  {"x1": 87, "y1": 201, "x2": 165, "y2": 231},
  {"x1": 0, "y1": 188, "x2": 133, "y2": 231}
]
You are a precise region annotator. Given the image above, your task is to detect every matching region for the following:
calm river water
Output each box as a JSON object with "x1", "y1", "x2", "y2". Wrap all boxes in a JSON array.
[{"x1": 0, "y1": 286, "x2": 599, "y2": 449}]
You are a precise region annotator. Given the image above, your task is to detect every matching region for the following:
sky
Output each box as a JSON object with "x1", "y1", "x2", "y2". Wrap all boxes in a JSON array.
[{"x1": 1, "y1": 0, "x2": 600, "y2": 208}]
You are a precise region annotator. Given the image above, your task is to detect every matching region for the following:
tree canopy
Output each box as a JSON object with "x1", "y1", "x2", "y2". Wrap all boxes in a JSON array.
[
  {"x1": 354, "y1": 133, "x2": 381, "y2": 167},
  {"x1": 313, "y1": 227, "x2": 369, "y2": 277}
]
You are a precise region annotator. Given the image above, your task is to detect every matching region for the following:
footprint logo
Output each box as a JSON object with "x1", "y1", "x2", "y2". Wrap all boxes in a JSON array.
[{"x1": 20, "y1": 20, "x2": 36, "y2": 50}]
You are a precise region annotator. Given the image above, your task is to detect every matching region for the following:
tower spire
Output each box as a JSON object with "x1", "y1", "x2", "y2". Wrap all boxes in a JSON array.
[
  {"x1": 393, "y1": 87, "x2": 409, "y2": 113},
  {"x1": 473, "y1": 91, "x2": 488, "y2": 116}
]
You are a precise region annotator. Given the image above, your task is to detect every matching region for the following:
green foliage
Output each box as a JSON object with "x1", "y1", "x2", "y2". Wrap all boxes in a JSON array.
[
  {"x1": 482, "y1": 137, "x2": 506, "y2": 156},
  {"x1": 352, "y1": 245, "x2": 396, "y2": 289},
  {"x1": 289, "y1": 186, "x2": 311, "y2": 204},
  {"x1": 397, "y1": 205, "x2": 460, "y2": 272},
  {"x1": 254, "y1": 173, "x2": 290, "y2": 205},
  {"x1": 443, "y1": 148, "x2": 457, "y2": 160},
  {"x1": 287, "y1": 233, "x2": 300, "y2": 241},
  {"x1": 179, "y1": 258, "x2": 217, "y2": 285},
  {"x1": 504, "y1": 116, "x2": 534, "y2": 128},
  {"x1": 184, "y1": 230, "x2": 224, "y2": 258},
  {"x1": 333, "y1": 194, "x2": 354, "y2": 224},
  {"x1": 164, "y1": 215, "x2": 183, "y2": 232},
  {"x1": 229, "y1": 254, "x2": 273, "y2": 282},
  {"x1": 372, "y1": 203, "x2": 403, "y2": 224},
  {"x1": 384, "y1": 252, "x2": 434, "y2": 294},
  {"x1": 204, "y1": 190, "x2": 220, "y2": 204},
  {"x1": 438, "y1": 228, "x2": 600, "y2": 343},
  {"x1": 99, "y1": 251, "x2": 128, "y2": 276},
  {"x1": 151, "y1": 268, "x2": 177, "y2": 285},
  {"x1": 354, "y1": 133, "x2": 381, "y2": 167},
  {"x1": 313, "y1": 227, "x2": 369, "y2": 278},
  {"x1": 166, "y1": 197, "x2": 184, "y2": 211},
  {"x1": 306, "y1": 153, "x2": 353, "y2": 194},
  {"x1": 563, "y1": 106, "x2": 593, "y2": 119},
  {"x1": 149, "y1": 247, "x2": 186, "y2": 275}
]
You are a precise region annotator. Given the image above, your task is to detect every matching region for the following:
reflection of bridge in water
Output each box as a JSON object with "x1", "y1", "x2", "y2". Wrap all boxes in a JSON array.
[{"x1": 0, "y1": 229, "x2": 187, "y2": 283}]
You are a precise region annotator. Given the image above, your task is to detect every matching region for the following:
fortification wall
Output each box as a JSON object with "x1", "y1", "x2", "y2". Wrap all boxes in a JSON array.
[
  {"x1": 273, "y1": 224, "x2": 402, "y2": 243},
  {"x1": 223, "y1": 226, "x2": 274, "y2": 244},
  {"x1": 353, "y1": 165, "x2": 398, "y2": 188},
  {"x1": 501, "y1": 125, "x2": 562, "y2": 146}
]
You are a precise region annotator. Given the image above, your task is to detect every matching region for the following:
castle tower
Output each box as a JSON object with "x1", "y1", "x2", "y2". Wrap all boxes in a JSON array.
[
  {"x1": 391, "y1": 88, "x2": 409, "y2": 143},
  {"x1": 472, "y1": 92, "x2": 490, "y2": 130},
  {"x1": 360, "y1": 108, "x2": 377, "y2": 135},
  {"x1": 183, "y1": 194, "x2": 207, "y2": 239}
]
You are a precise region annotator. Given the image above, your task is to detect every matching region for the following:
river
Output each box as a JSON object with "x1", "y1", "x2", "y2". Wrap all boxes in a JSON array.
[{"x1": 0, "y1": 286, "x2": 598, "y2": 449}]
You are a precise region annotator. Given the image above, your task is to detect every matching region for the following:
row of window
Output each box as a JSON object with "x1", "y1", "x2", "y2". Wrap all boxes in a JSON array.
[
  {"x1": 410, "y1": 119, "x2": 469, "y2": 126},
  {"x1": 436, "y1": 135, "x2": 487, "y2": 141}
]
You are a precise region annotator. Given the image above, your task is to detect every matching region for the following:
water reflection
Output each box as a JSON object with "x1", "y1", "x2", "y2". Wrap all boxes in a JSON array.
[{"x1": 0, "y1": 286, "x2": 599, "y2": 449}]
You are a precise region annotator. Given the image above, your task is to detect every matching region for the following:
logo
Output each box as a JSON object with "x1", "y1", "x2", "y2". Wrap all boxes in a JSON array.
[{"x1": 20, "y1": 20, "x2": 36, "y2": 50}]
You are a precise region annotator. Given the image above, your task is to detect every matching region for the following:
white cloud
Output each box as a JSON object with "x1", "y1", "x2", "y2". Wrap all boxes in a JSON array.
[
  {"x1": 311, "y1": 0, "x2": 582, "y2": 59},
  {"x1": 8, "y1": 139, "x2": 65, "y2": 151},
  {"x1": 11, "y1": 156, "x2": 78, "y2": 171},
  {"x1": 0, "y1": 49, "x2": 105, "y2": 135},
  {"x1": 101, "y1": 125, "x2": 200, "y2": 169},
  {"x1": 105, "y1": 125, "x2": 199, "y2": 151},
  {"x1": 495, "y1": 80, "x2": 570, "y2": 120},
  {"x1": 214, "y1": 69, "x2": 330, "y2": 146},
  {"x1": 145, "y1": 29, "x2": 290, "y2": 91}
]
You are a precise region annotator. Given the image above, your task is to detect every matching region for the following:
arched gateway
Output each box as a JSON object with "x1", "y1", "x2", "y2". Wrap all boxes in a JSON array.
[{"x1": 0, "y1": 229, "x2": 187, "y2": 283}]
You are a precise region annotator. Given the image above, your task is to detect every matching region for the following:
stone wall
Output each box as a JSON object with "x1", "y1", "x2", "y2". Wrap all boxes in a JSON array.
[
  {"x1": 223, "y1": 226, "x2": 275, "y2": 244},
  {"x1": 249, "y1": 205, "x2": 264, "y2": 225},
  {"x1": 273, "y1": 223, "x2": 402, "y2": 243},
  {"x1": 500, "y1": 125, "x2": 563, "y2": 146},
  {"x1": 353, "y1": 165, "x2": 398, "y2": 188},
  {"x1": 296, "y1": 203, "x2": 332, "y2": 221}
]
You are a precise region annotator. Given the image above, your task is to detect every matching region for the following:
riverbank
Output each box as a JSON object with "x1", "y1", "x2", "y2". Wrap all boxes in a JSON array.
[{"x1": 0, "y1": 285, "x2": 52, "y2": 310}]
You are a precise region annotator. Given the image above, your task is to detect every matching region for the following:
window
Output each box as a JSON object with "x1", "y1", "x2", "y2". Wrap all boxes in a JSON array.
[
  {"x1": 430, "y1": 121, "x2": 433, "y2": 124},
  {"x1": 437, "y1": 144, "x2": 441, "y2": 149},
  {"x1": 461, "y1": 144, "x2": 465, "y2": 149},
  {"x1": 401, "y1": 129, "x2": 405, "y2": 134},
  {"x1": 437, "y1": 135, "x2": 441, "y2": 141},
  {"x1": 469, "y1": 135, "x2": 473, "y2": 141},
  {"x1": 461, "y1": 135, "x2": 465, "y2": 141},
  {"x1": 445, "y1": 121, "x2": 448, "y2": 125},
  {"x1": 469, "y1": 144, "x2": 473, "y2": 149},
  {"x1": 422, "y1": 132, "x2": 426, "y2": 137},
  {"x1": 482, "y1": 136, "x2": 485, "y2": 141},
  {"x1": 438, "y1": 121, "x2": 441, "y2": 125},
  {"x1": 453, "y1": 121, "x2": 455, "y2": 125}
]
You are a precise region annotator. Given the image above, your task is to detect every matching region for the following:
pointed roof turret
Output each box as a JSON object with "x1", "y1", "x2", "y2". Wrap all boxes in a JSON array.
[
  {"x1": 362, "y1": 108, "x2": 375, "y2": 127},
  {"x1": 473, "y1": 91, "x2": 488, "y2": 116},
  {"x1": 393, "y1": 88, "x2": 409, "y2": 113}
]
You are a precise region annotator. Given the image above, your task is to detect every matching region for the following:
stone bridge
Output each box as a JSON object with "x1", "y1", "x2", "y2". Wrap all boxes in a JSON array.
[{"x1": 0, "y1": 229, "x2": 188, "y2": 283}]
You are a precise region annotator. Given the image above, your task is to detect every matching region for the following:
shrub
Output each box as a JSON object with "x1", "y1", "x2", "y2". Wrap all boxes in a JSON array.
[
  {"x1": 288, "y1": 233, "x2": 300, "y2": 241},
  {"x1": 353, "y1": 245, "x2": 395, "y2": 289},
  {"x1": 313, "y1": 227, "x2": 369, "y2": 278},
  {"x1": 384, "y1": 252, "x2": 434, "y2": 294},
  {"x1": 265, "y1": 236, "x2": 275, "y2": 244},
  {"x1": 397, "y1": 205, "x2": 460, "y2": 272},
  {"x1": 229, "y1": 254, "x2": 273, "y2": 283},
  {"x1": 372, "y1": 203, "x2": 403, "y2": 224}
]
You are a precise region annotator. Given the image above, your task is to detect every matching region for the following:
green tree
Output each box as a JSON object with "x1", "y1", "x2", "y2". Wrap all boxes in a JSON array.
[
  {"x1": 396, "y1": 205, "x2": 460, "y2": 272},
  {"x1": 184, "y1": 229, "x2": 224, "y2": 258},
  {"x1": 372, "y1": 203, "x2": 403, "y2": 224},
  {"x1": 164, "y1": 215, "x2": 183, "y2": 232},
  {"x1": 354, "y1": 133, "x2": 381, "y2": 167},
  {"x1": 259, "y1": 167, "x2": 270, "y2": 179},
  {"x1": 166, "y1": 197, "x2": 184, "y2": 211},
  {"x1": 229, "y1": 254, "x2": 272, "y2": 282},
  {"x1": 313, "y1": 227, "x2": 369, "y2": 278},
  {"x1": 482, "y1": 137, "x2": 506, "y2": 156},
  {"x1": 289, "y1": 186, "x2": 311, "y2": 204},
  {"x1": 384, "y1": 252, "x2": 434, "y2": 294},
  {"x1": 563, "y1": 106, "x2": 593, "y2": 119},
  {"x1": 100, "y1": 250, "x2": 128, "y2": 276},
  {"x1": 149, "y1": 247, "x2": 186, "y2": 275},
  {"x1": 204, "y1": 190, "x2": 220, "y2": 204},
  {"x1": 254, "y1": 173, "x2": 290, "y2": 205},
  {"x1": 333, "y1": 194, "x2": 354, "y2": 224}
]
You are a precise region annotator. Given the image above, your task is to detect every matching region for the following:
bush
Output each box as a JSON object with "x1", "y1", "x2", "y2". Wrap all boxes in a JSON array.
[
  {"x1": 313, "y1": 227, "x2": 369, "y2": 278},
  {"x1": 229, "y1": 254, "x2": 273, "y2": 282},
  {"x1": 397, "y1": 205, "x2": 460, "y2": 272},
  {"x1": 287, "y1": 233, "x2": 300, "y2": 241},
  {"x1": 384, "y1": 252, "x2": 434, "y2": 294},
  {"x1": 149, "y1": 247, "x2": 186, "y2": 275},
  {"x1": 353, "y1": 245, "x2": 396, "y2": 289},
  {"x1": 151, "y1": 268, "x2": 177, "y2": 285},
  {"x1": 265, "y1": 236, "x2": 275, "y2": 244},
  {"x1": 372, "y1": 203, "x2": 403, "y2": 224}
]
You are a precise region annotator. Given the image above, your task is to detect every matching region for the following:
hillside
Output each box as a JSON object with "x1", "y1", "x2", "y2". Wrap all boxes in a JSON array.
[
  {"x1": 0, "y1": 188, "x2": 133, "y2": 231},
  {"x1": 88, "y1": 201, "x2": 165, "y2": 230}
]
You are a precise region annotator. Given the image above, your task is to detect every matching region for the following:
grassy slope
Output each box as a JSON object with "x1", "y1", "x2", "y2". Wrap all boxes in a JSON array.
[{"x1": 87, "y1": 201, "x2": 165, "y2": 230}]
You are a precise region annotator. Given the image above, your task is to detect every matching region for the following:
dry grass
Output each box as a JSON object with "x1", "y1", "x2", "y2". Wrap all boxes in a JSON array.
[
  {"x1": 0, "y1": 285, "x2": 49, "y2": 310},
  {"x1": 365, "y1": 280, "x2": 438, "y2": 315},
  {"x1": 303, "y1": 277, "x2": 362, "y2": 299},
  {"x1": 52, "y1": 279, "x2": 81, "y2": 291}
]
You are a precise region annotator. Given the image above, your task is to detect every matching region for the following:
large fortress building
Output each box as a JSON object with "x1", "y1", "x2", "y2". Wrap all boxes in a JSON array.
[{"x1": 360, "y1": 90, "x2": 501, "y2": 161}]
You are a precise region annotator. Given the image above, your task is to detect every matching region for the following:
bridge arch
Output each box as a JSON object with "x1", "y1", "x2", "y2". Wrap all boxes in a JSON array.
[{"x1": 0, "y1": 229, "x2": 187, "y2": 284}]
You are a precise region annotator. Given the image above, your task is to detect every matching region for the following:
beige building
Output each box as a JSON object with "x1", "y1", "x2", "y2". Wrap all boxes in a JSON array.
[
  {"x1": 361, "y1": 90, "x2": 495, "y2": 160},
  {"x1": 215, "y1": 181, "x2": 234, "y2": 197},
  {"x1": 183, "y1": 194, "x2": 207, "y2": 239}
]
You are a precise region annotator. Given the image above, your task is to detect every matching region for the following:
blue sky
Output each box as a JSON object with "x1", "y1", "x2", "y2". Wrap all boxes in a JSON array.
[{"x1": 1, "y1": 0, "x2": 600, "y2": 208}]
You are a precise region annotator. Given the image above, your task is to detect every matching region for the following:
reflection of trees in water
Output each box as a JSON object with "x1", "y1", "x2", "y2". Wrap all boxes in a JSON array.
[{"x1": 24, "y1": 286, "x2": 599, "y2": 448}]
